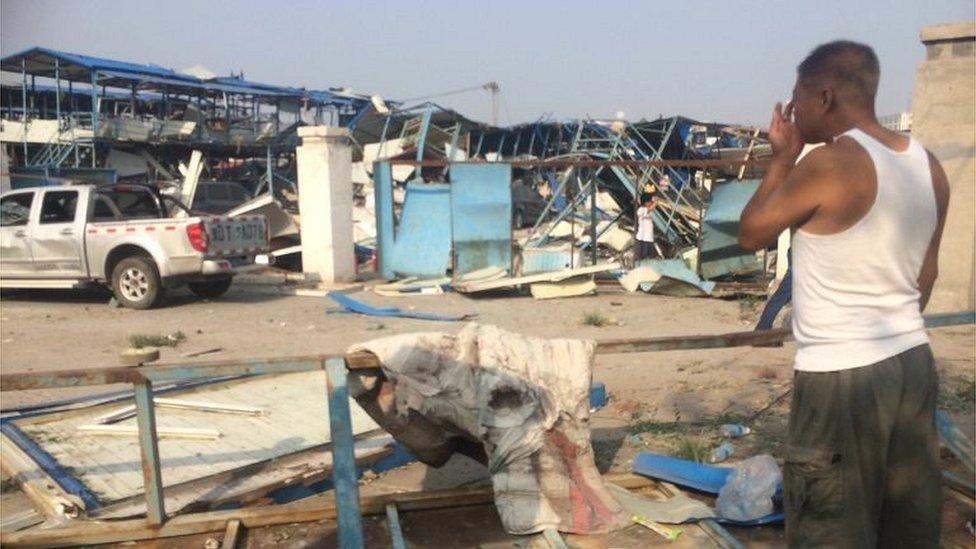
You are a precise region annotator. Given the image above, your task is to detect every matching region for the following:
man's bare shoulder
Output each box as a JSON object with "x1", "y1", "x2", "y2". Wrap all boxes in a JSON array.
[{"x1": 789, "y1": 143, "x2": 850, "y2": 187}]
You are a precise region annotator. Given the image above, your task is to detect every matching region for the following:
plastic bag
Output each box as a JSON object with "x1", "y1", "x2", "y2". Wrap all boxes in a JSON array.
[{"x1": 715, "y1": 454, "x2": 782, "y2": 521}]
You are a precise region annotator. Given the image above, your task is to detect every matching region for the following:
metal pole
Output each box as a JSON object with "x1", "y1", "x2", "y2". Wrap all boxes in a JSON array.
[
  {"x1": 54, "y1": 58, "x2": 61, "y2": 131},
  {"x1": 590, "y1": 172, "x2": 598, "y2": 265},
  {"x1": 385, "y1": 504, "x2": 406, "y2": 549},
  {"x1": 325, "y1": 358, "x2": 365, "y2": 549},
  {"x1": 90, "y1": 71, "x2": 99, "y2": 137},
  {"x1": 21, "y1": 58, "x2": 27, "y2": 158},
  {"x1": 266, "y1": 145, "x2": 274, "y2": 198},
  {"x1": 133, "y1": 380, "x2": 166, "y2": 525}
]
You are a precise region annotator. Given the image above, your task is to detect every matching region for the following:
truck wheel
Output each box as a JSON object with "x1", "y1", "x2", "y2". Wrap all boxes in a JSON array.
[
  {"x1": 188, "y1": 277, "x2": 233, "y2": 299},
  {"x1": 111, "y1": 257, "x2": 164, "y2": 310}
]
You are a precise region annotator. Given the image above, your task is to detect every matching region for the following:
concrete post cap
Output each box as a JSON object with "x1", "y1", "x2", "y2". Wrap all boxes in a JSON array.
[{"x1": 921, "y1": 21, "x2": 976, "y2": 43}]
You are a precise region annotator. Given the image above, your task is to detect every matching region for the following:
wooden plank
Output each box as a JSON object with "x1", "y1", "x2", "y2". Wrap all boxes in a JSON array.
[
  {"x1": 153, "y1": 398, "x2": 265, "y2": 416},
  {"x1": 595, "y1": 328, "x2": 793, "y2": 354},
  {"x1": 220, "y1": 519, "x2": 242, "y2": 549},
  {"x1": 0, "y1": 473, "x2": 653, "y2": 548},
  {"x1": 530, "y1": 279, "x2": 597, "y2": 300},
  {"x1": 0, "y1": 508, "x2": 44, "y2": 533},
  {"x1": 453, "y1": 263, "x2": 621, "y2": 293},
  {"x1": 0, "y1": 434, "x2": 82, "y2": 520},
  {"x1": 77, "y1": 424, "x2": 221, "y2": 440},
  {"x1": 92, "y1": 406, "x2": 136, "y2": 425},
  {"x1": 4, "y1": 310, "x2": 971, "y2": 392}
]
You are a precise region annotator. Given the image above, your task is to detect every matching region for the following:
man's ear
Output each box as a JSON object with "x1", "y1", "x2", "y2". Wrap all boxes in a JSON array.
[{"x1": 821, "y1": 87, "x2": 835, "y2": 113}]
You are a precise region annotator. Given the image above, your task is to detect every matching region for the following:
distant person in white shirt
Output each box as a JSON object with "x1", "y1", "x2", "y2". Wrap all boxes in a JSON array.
[{"x1": 635, "y1": 192, "x2": 657, "y2": 261}]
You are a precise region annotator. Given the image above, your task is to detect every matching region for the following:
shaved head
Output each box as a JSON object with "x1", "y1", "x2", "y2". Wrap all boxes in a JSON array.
[{"x1": 797, "y1": 40, "x2": 880, "y2": 109}]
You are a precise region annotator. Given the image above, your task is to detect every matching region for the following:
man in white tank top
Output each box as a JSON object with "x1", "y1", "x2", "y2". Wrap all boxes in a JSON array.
[{"x1": 739, "y1": 41, "x2": 949, "y2": 548}]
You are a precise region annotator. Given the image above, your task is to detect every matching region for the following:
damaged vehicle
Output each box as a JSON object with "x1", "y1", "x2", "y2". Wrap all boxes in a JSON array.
[{"x1": 0, "y1": 183, "x2": 271, "y2": 309}]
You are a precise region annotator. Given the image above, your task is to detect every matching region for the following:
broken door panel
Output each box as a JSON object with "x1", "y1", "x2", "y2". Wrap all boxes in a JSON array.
[
  {"x1": 699, "y1": 180, "x2": 762, "y2": 280},
  {"x1": 450, "y1": 163, "x2": 512, "y2": 276}
]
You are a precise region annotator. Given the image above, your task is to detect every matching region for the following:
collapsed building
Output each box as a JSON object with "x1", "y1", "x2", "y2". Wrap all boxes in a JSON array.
[{"x1": 0, "y1": 46, "x2": 774, "y2": 286}]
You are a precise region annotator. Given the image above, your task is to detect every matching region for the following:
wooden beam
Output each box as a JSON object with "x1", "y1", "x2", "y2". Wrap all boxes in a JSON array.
[
  {"x1": 0, "y1": 434, "x2": 81, "y2": 520},
  {"x1": 595, "y1": 328, "x2": 792, "y2": 355},
  {"x1": 0, "y1": 474, "x2": 653, "y2": 548},
  {"x1": 220, "y1": 519, "x2": 242, "y2": 549},
  {"x1": 3, "y1": 311, "x2": 971, "y2": 391},
  {"x1": 77, "y1": 424, "x2": 222, "y2": 440},
  {"x1": 153, "y1": 398, "x2": 265, "y2": 416},
  {"x1": 0, "y1": 508, "x2": 43, "y2": 533}
]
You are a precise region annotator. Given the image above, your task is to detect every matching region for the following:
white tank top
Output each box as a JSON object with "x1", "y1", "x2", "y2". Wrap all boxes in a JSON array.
[{"x1": 791, "y1": 128, "x2": 937, "y2": 372}]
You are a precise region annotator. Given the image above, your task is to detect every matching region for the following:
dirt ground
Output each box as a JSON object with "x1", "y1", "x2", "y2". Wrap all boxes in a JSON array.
[{"x1": 1, "y1": 282, "x2": 973, "y2": 547}]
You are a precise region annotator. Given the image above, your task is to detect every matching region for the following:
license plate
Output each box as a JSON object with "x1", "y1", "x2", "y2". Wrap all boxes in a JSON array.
[{"x1": 208, "y1": 221, "x2": 264, "y2": 248}]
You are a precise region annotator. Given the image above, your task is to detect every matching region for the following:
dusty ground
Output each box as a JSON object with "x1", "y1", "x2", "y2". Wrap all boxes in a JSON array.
[{"x1": 1, "y1": 282, "x2": 973, "y2": 547}]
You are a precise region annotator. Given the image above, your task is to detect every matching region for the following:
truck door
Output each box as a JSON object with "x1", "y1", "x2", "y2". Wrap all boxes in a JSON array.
[
  {"x1": 0, "y1": 190, "x2": 37, "y2": 277},
  {"x1": 31, "y1": 189, "x2": 87, "y2": 278}
]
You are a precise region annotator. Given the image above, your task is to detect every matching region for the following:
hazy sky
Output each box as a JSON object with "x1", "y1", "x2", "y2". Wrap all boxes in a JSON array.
[{"x1": 2, "y1": 0, "x2": 972, "y2": 126}]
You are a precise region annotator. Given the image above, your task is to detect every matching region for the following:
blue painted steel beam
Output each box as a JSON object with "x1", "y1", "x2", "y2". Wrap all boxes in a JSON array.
[
  {"x1": 415, "y1": 106, "x2": 432, "y2": 164},
  {"x1": 133, "y1": 380, "x2": 166, "y2": 525},
  {"x1": 0, "y1": 421, "x2": 101, "y2": 510},
  {"x1": 325, "y1": 358, "x2": 365, "y2": 549},
  {"x1": 386, "y1": 504, "x2": 407, "y2": 549}
]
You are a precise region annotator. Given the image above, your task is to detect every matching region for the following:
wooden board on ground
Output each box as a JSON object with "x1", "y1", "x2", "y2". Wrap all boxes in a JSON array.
[
  {"x1": 530, "y1": 278, "x2": 597, "y2": 300},
  {"x1": 454, "y1": 263, "x2": 620, "y2": 293},
  {"x1": 0, "y1": 473, "x2": 733, "y2": 548}
]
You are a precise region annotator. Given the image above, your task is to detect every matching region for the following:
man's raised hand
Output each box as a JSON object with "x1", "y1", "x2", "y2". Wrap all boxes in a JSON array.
[{"x1": 769, "y1": 101, "x2": 803, "y2": 163}]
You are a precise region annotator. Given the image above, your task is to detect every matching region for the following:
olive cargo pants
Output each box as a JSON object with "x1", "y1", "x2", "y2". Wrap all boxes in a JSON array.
[{"x1": 785, "y1": 344, "x2": 942, "y2": 548}]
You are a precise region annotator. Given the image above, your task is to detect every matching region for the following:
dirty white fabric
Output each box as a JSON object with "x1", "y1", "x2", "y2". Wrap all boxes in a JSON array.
[
  {"x1": 792, "y1": 128, "x2": 935, "y2": 371},
  {"x1": 349, "y1": 323, "x2": 629, "y2": 534}
]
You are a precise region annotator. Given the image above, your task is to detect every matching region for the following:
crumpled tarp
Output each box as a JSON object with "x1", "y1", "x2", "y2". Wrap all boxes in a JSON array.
[
  {"x1": 619, "y1": 259, "x2": 716, "y2": 297},
  {"x1": 347, "y1": 323, "x2": 629, "y2": 534}
]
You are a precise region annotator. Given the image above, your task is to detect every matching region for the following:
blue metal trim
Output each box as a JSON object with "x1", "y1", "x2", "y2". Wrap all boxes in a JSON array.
[
  {"x1": 386, "y1": 504, "x2": 407, "y2": 549},
  {"x1": 325, "y1": 358, "x2": 365, "y2": 549},
  {"x1": 133, "y1": 381, "x2": 166, "y2": 525},
  {"x1": 415, "y1": 106, "x2": 432, "y2": 164},
  {"x1": 0, "y1": 421, "x2": 101, "y2": 510}
]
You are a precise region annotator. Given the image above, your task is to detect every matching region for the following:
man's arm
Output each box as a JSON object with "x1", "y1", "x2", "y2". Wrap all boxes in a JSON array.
[
  {"x1": 738, "y1": 102, "x2": 825, "y2": 251},
  {"x1": 918, "y1": 151, "x2": 950, "y2": 311},
  {"x1": 738, "y1": 150, "x2": 830, "y2": 251}
]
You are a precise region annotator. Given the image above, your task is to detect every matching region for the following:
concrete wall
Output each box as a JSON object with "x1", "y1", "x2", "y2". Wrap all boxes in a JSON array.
[{"x1": 911, "y1": 21, "x2": 976, "y2": 312}]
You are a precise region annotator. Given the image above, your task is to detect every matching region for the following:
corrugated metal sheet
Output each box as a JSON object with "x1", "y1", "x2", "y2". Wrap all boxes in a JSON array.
[
  {"x1": 450, "y1": 163, "x2": 512, "y2": 276},
  {"x1": 699, "y1": 180, "x2": 762, "y2": 280}
]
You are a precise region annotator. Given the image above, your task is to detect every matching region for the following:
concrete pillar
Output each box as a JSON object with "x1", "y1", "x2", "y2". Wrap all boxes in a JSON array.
[
  {"x1": 296, "y1": 126, "x2": 355, "y2": 283},
  {"x1": 911, "y1": 22, "x2": 976, "y2": 312}
]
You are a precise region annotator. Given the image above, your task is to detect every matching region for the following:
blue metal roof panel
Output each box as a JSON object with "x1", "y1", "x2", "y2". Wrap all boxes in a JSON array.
[{"x1": 1, "y1": 46, "x2": 198, "y2": 82}]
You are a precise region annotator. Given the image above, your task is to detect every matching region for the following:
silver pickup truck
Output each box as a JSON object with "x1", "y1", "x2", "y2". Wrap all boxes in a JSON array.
[{"x1": 0, "y1": 184, "x2": 270, "y2": 309}]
